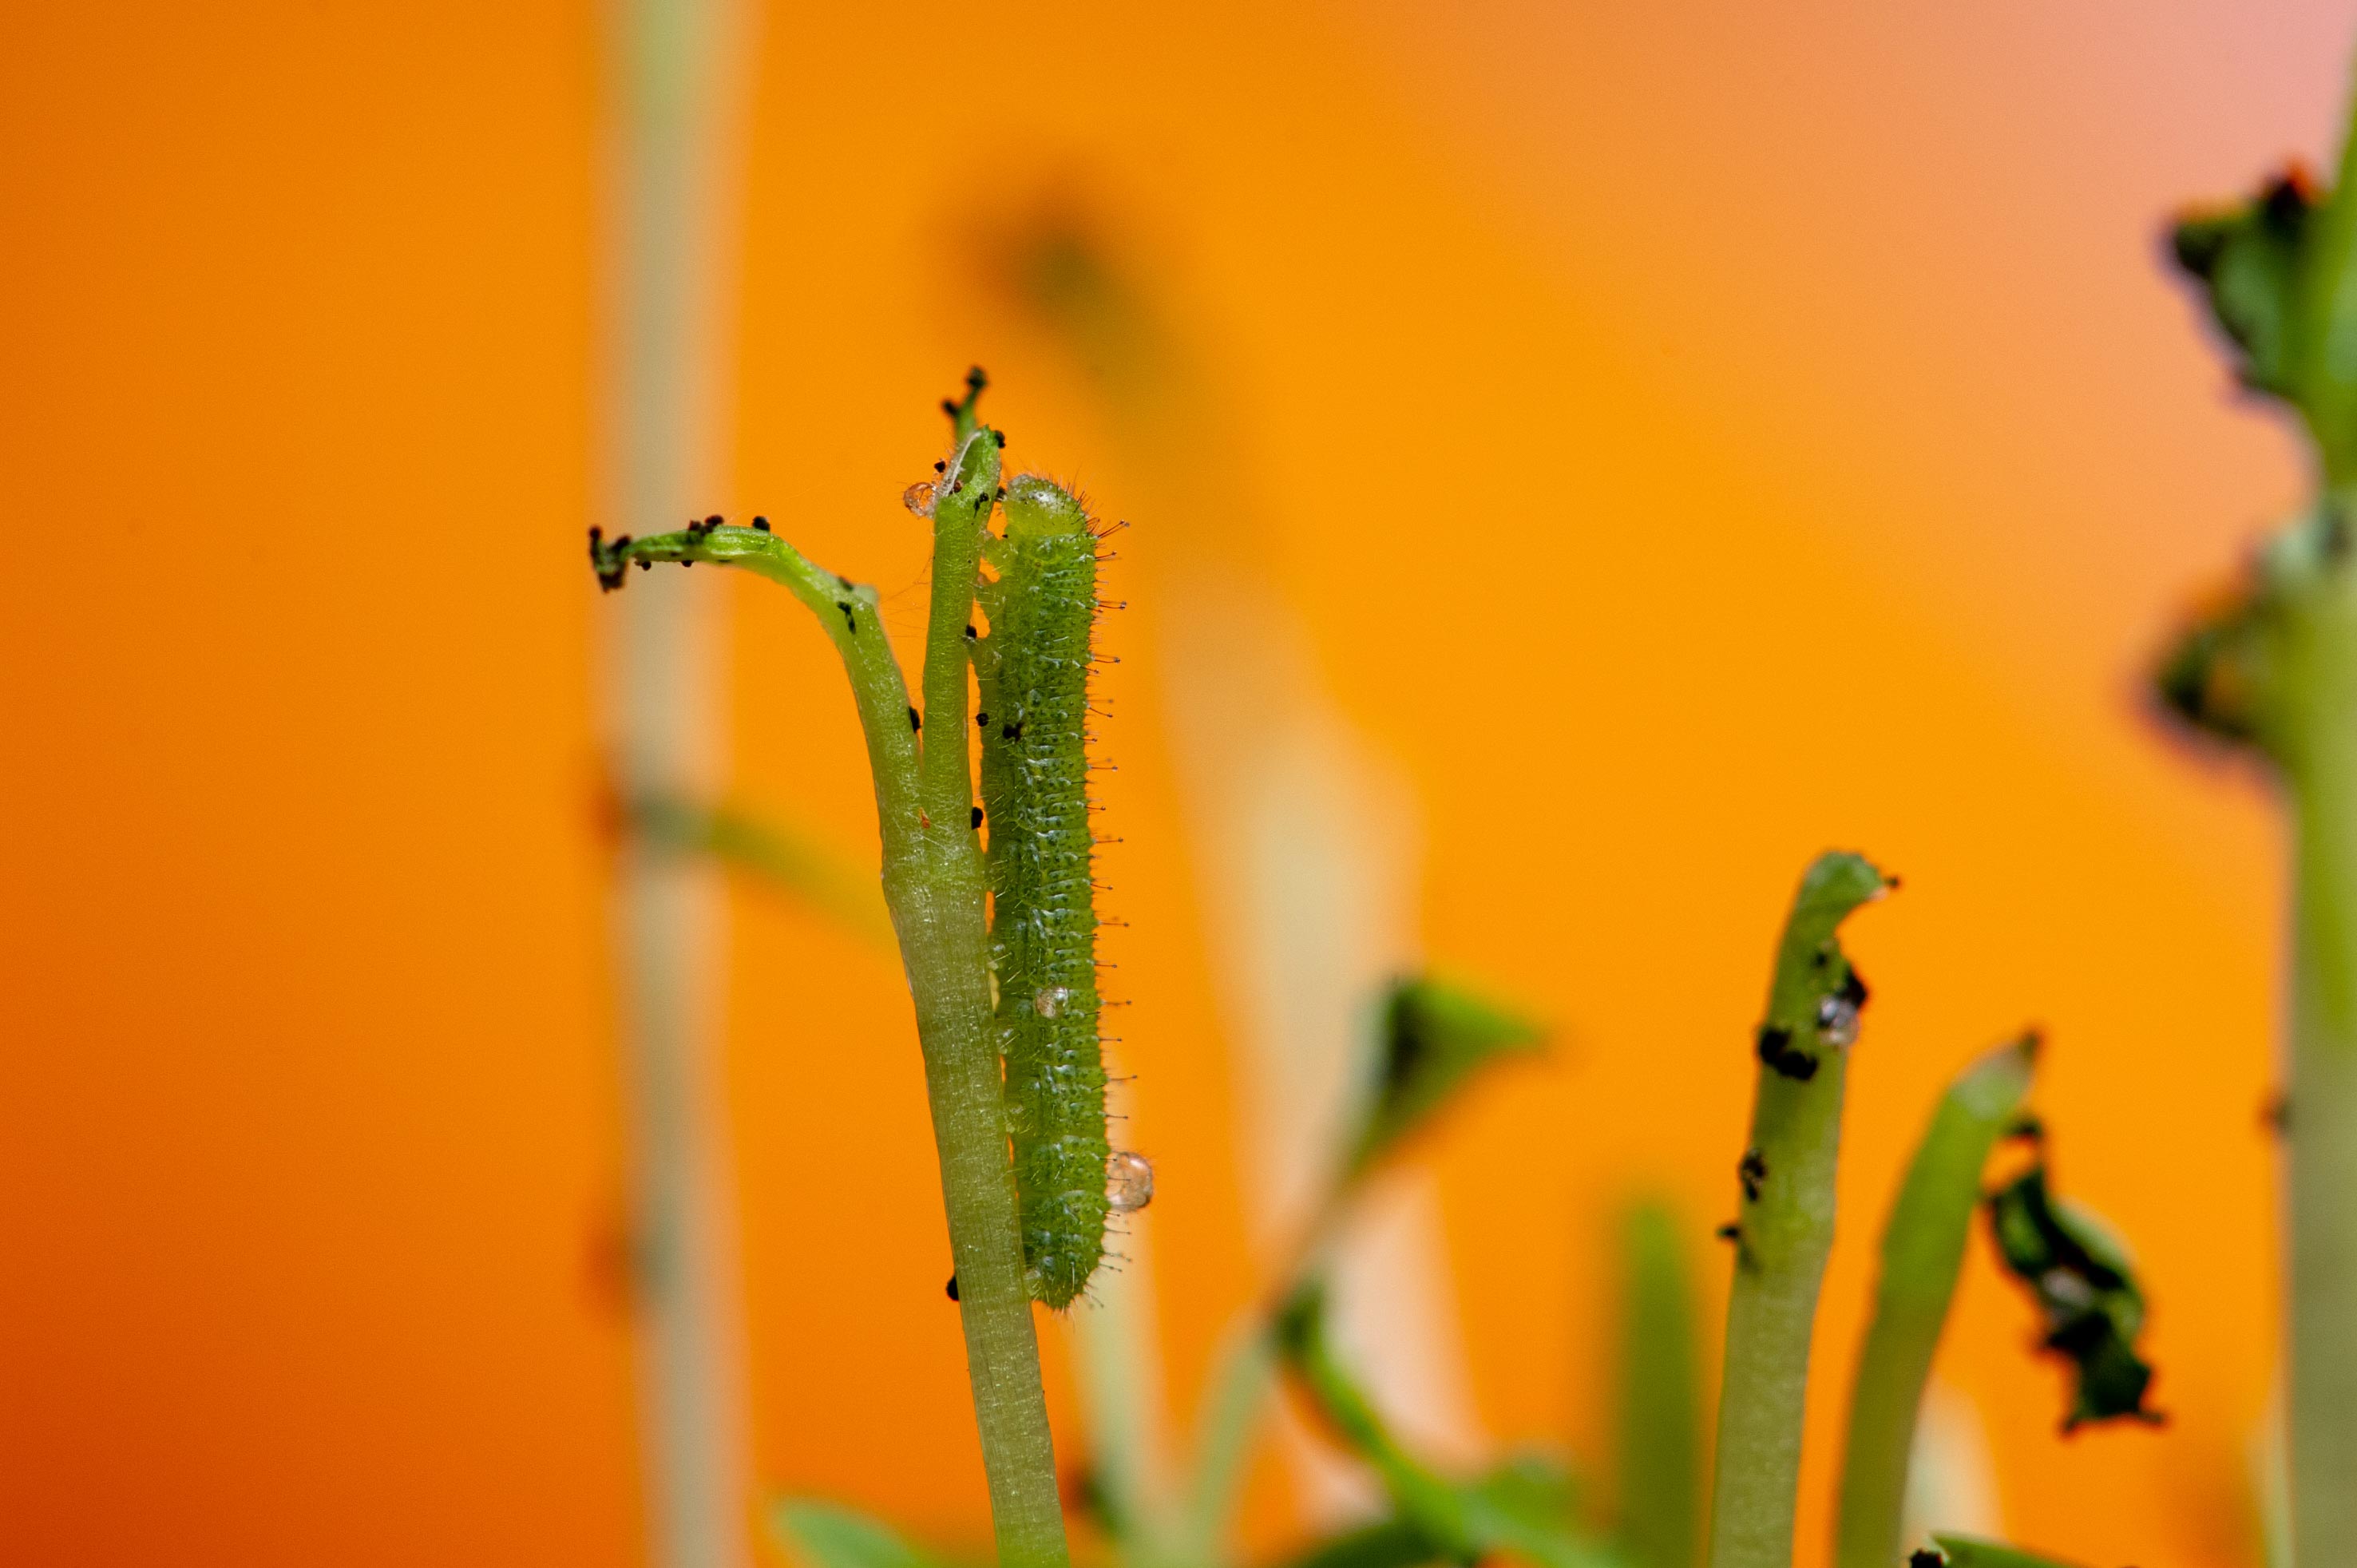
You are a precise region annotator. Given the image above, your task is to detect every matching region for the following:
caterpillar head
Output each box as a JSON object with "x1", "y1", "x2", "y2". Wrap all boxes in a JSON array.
[{"x1": 1004, "y1": 474, "x2": 1088, "y2": 540}]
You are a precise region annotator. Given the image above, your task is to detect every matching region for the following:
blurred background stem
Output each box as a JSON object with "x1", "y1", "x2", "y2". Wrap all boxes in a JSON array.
[
  {"x1": 1833, "y1": 1038, "x2": 2034, "y2": 1568},
  {"x1": 601, "y1": 0, "x2": 759, "y2": 1565},
  {"x1": 2283, "y1": 602, "x2": 2357, "y2": 1567},
  {"x1": 2278, "y1": 78, "x2": 2357, "y2": 1563}
]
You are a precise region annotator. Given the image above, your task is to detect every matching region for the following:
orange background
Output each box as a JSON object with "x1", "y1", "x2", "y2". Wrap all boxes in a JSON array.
[{"x1": 3, "y1": 2, "x2": 2349, "y2": 1564}]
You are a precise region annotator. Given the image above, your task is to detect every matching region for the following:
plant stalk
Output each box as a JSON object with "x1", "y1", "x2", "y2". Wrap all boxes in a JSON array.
[
  {"x1": 2284, "y1": 68, "x2": 2357, "y2": 1558},
  {"x1": 1706, "y1": 852, "x2": 1889, "y2": 1568},
  {"x1": 1832, "y1": 1035, "x2": 2035, "y2": 1568},
  {"x1": 1617, "y1": 1201, "x2": 1701, "y2": 1568},
  {"x1": 2284, "y1": 572, "x2": 2357, "y2": 1567},
  {"x1": 600, "y1": 0, "x2": 757, "y2": 1559},
  {"x1": 596, "y1": 521, "x2": 1068, "y2": 1566}
]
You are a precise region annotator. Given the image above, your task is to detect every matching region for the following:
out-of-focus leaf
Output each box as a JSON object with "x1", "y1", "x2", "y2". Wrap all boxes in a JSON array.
[
  {"x1": 1614, "y1": 1202, "x2": 1701, "y2": 1568},
  {"x1": 2154, "y1": 580, "x2": 2271, "y2": 748},
  {"x1": 1275, "y1": 1283, "x2": 1623, "y2": 1568},
  {"x1": 1262, "y1": 1517, "x2": 1439, "y2": 1568},
  {"x1": 2151, "y1": 502, "x2": 2351, "y2": 765},
  {"x1": 1924, "y1": 1531, "x2": 2093, "y2": 1567},
  {"x1": 2171, "y1": 171, "x2": 2317, "y2": 402},
  {"x1": 1834, "y1": 1035, "x2": 2038, "y2": 1568},
  {"x1": 770, "y1": 1499, "x2": 950, "y2": 1568},
  {"x1": 631, "y1": 791, "x2": 893, "y2": 942},
  {"x1": 1347, "y1": 976, "x2": 1544, "y2": 1175},
  {"x1": 1986, "y1": 1161, "x2": 2162, "y2": 1431}
]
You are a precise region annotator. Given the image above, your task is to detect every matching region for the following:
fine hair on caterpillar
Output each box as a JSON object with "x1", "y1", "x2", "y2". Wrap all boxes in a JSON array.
[{"x1": 976, "y1": 467, "x2": 1123, "y2": 1309}]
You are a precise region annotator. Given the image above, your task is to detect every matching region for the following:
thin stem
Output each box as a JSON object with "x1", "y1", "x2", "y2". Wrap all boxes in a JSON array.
[
  {"x1": 600, "y1": 0, "x2": 756, "y2": 1560},
  {"x1": 598, "y1": 524, "x2": 1070, "y2": 1567},
  {"x1": 2284, "y1": 559, "x2": 2357, "y2": 1568},
  {"x1": 1616, "y1": 1201, "x2": 1702, "y2": 1568},
  {"x1": 2284, "y1": 57, "x2": 2357, "y2": 1562},
  {"x1": 1832, "y1": 1035, "x2": 2036, "y2": 1568},
  {"x1": 920, "y1": 429, "x2": 999, "y2": 827},
  {"x1": 1175, "y1": 1317, "x2": 1280, "y2": 1564},
  {"x1": 1705, "y1": 852, "x2": 1891, "y2": 1568}
]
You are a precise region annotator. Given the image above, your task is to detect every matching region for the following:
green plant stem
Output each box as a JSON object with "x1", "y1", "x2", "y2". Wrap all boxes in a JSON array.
[
  {"x1": 1617, "y1": 1201, "x2": 1701, "y2": 1568},
  {"x1": 1832, "y1": 1035, "x2": 2035, "y2": 1568},
  {"x1": 2285, "y1": 78, "x2": 2357, "y2": 1561},
  {"x1": 1175, "y1": 1317, "x2": 1280, "y2": 1564},
  {"x1": 1706, "y1": 852, "x2": 1889, "y2": 1568},
  {"x1": 921, "y1": 430, "x2": 997, "y2": 826},
  {"x1": 603, "y1": 524, "x2": 1068, "y2": 1568},
  {"x1": 2284, "y1": 572, "x2": 2357, "y2": 1568}
]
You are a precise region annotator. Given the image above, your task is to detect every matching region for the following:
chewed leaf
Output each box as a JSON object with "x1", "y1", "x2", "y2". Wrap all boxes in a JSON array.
[
  {"x1": 1925, "y1": 1532, "x2": 2094, "y2": 1567},
  {"x1": 770, "y1": 1499, "x2": 954, "y2": 1568},
  {"x1": 2154, "y1": 582, "x2": 2271, "y2": 749},
  {"x1": 1986, "y1": 1162, "x2": 2162, "y2": 1431},
  {"x1": 2171, "y1": 171, "x2": 2316, "y2": 402},
  {"x1": 1347, "y1": 976, "x2": 1545, "y2": 1174}
]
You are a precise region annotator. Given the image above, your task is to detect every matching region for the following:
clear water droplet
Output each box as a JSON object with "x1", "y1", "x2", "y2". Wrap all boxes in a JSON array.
[
  {"x1": 1106, "y1": 1150, "x2": 1154, "y2": 1213},
  {"x1": 902, "y1": 480, "x2": 937, "y2": 517},
  {"x1": 1815, "y1": 994, "x2": 1860, "y2": 1047},
  {"x1": 1033, "y1": 986, "x2": 1074, "y2": 1019}
]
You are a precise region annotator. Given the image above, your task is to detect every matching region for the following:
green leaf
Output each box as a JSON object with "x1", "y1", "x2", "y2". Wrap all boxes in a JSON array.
[
  {"x1": 1925, "y1": 1531, "x2": 2093, "y2": 1567},
  {"x1": 2169, "y1": 148, "x2": 2357, "y2": 479},
  {"x1": 770, "y1": 1499, "x2": 951, "y2": 1568},
  {"x1": 1986, "y1": 1159, "x2": 2162, "y2": 1431},
  {"x1": 1275, "y1": 1283, "x2": 1623, "y2": 1568},
  {"x1": 2151, "y1": 500, "x2": 2355, "y2": 769},
  {"x1": 2153, "y1": 581, "x2": 2271, "y2": 749},
  {"x1": 628, "y1": 792, "x2": 892, "y2": 941},
  {"x1": 1262, "y1": 1517, "x2": 1440, "y2": 1568},
  {"x1": 2171, "y1": 172, "x2": 2316, "y2": 402},
  {"x1": 1348, "y1": 976, "x2": 1545, "y2": 1174},
  {"x1": 1614, "y1": 1202, "x2": 1701, "y2": 1568}
]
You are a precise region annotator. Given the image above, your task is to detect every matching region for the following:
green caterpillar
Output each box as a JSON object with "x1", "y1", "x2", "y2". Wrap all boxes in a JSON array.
[{"x1": 976, "y1": 472, "x2": 1111, "y2": 1309}]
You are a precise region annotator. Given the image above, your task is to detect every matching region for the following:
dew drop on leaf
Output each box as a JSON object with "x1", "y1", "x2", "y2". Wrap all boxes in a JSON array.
[{"x1": 1106, "y1": 1150, "x2": 1155, "y2": 1213}]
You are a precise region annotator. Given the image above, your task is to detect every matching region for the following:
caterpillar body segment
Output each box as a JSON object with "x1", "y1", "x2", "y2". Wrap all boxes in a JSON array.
[{"x1": 977, "y1": 473, "x2": 1110, "y2": 1309}]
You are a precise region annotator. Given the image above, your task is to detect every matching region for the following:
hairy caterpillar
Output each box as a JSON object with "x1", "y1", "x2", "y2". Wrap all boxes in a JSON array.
[{"x1": 976, "y1": 473, "x2": 1111, "y2": 1309}]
